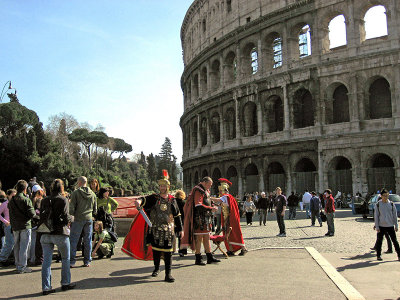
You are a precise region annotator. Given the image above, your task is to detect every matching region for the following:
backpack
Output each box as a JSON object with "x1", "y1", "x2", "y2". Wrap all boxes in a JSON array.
[
  {"x1": 107, "y1": 230, "x2": 118, "y2": 243},
  {"x1": 37, "y1": 198, "x2": 54, "y2": 233}
]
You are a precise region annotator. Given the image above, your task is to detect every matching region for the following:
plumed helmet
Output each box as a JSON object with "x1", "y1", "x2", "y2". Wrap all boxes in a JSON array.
[{"x1": 158, "y1": 169, "x2": 170, "y2": 186}]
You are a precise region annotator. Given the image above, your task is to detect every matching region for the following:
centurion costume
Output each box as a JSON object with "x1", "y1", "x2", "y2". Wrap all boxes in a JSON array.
[
  {"x1": 122, "y1": 170, "x2": 182, "y2": 282},
  {"x1": 217, "y1": 178, "x2": 246, "y2": 256},
  {"x1": 182, "y1": 179, "x2": 220, "y2": 265}
]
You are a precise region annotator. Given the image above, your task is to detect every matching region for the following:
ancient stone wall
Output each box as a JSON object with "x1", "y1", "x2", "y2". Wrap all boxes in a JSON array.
[{"x1": 180, "y1": 0, "x2": 400, "y2": 197}]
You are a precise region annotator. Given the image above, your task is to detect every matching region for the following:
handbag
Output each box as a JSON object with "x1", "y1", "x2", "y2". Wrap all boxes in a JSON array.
[{"x1": 320, "y1": 211, "x2": 327, "y2": 222}]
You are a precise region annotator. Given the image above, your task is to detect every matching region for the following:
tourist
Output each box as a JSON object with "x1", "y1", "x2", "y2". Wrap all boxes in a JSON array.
[
  {"x1": 174, "y1": 190, "x2": 187, "y2": 257},
  {"x1": 89, "y1": 178, "x2": 100, "y2": 196},
  {"x1": 29, "y1": 185, "x2": 45, "y2": 266},
  {"x1": 373, "y1": 188, "x2": 400, "y2": 261},
  {"x1": 69, "y1": 176, "x2": 97, "y2": 268},
  {"x1": 310, "y1": 191, "x2": 322, "y2": 227},
  {"x1": 39, "y1": 179, "x2": 75, "y2": 295},
  {"x1": 275, "y1": 187, "x2": 287, "y2": 237},
  {"x1": 92, "y1": 221, "x2": 115, "y2": 259},
  {"x1": 324, "y1": 189, "x2": 335, "y2": 237},
  {"x1": 8, "y1": 180, "x2": 36, "y2": 273},
  {"x1": 0, "y1": 189, "x2": 17, "y2": 267},
  {"x1": 257, "y1": 192, "x2": 269, "y2": 226},
  {"x1": 287, "y1": 192, "x2": 299, "y2": 220},
  {"x1": 302, "y1": 190, "x2": 312, "y2": 218},
  {"x1": 243, "y1": 195, "x2": 256, "y2": 226}
]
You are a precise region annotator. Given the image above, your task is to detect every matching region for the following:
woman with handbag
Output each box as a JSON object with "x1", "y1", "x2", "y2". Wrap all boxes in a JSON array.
[
  {"x1": 96, "y1": 188, "x2": 119, "y2": 231},
  {"x1": 243, "y1": 195, "x2": 257, "y2": 225},
  {"x1": 39, "y1": 179, "x2": 75, "y2": 296}
]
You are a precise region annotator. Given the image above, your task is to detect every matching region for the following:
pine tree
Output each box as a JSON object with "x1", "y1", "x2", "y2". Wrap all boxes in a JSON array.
[
  {"x1": 158, "y1": 137, "x2": 174, "y2": 182},
  {"x1": 147, "y1": 153, "x2": 157, "y2": 182}
]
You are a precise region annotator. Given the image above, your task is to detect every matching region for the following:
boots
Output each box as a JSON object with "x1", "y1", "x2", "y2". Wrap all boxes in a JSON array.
[
  {"x1": 164, "y1": 252, "x2": 174, "y2": 282},
  {"x1": 152, "y1": 250, "x2": 161, "y2": 276},
  {"x1": 195, "y1": 253, "x2": 206, "y2": 266},
  {"x1": 206, "y1": 252, "x2": 221, "y2": 264}
]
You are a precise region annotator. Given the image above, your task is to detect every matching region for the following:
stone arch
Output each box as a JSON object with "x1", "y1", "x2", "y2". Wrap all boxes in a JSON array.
[
  {"x1": 242, "y1": 101, "x2": 258, "y2": 136},
  {"x1": 192, "y1": 120, "x2": 198, "y2": 149},
  {"x1": 295, "y1": 23, "x2": 312, "y2": 58},
  {"x1": 241, "y1": 42, "x2": 258, "y2": 76},
  {"x1": 244, "y1": 163, "x2": 259, "y2": 193},
  {"x1": 294, "y1": 158, "x2": 316, "y2": 192},
  {"x1": 194, "y1": 171, "x2": 199, "y2": 185},
  {"x1": 224, "y1": 51, "x2": 237, "y2": 85},
  {"x1": 364, "y1": 5, "x2": 388, "y2": 40},
  {"x1": 367, "y1": 153, "x2": 395, "y2": 193},
  {"x1": 264, "y1": 32, "x2": 282, "y2": 70},
  {"x1": 325, "y1": 83, "x2": 350, "y2": 124},
  {"x1": 211, "y1": 167, "x2": 222, "y2": 195},
  {"x1": 226, "y1": 165, "x2": 238, "y2": 196},
  {"x1": 224, "y1": 107, "x2": 236, "y2": 140},
  {"x1": 202, "y1": 169, "x2": 209, "y2": 178},
  {"x1": 210, "y1": 112, "x2": 221, "y2": 143},
  {"x1": 265, "y1": 95, "x2": 283, "y2": 132},
  {"x1": 266, "y1": 162, "x2": 286, "y2": 192},
  {"x1": 293, "y1": 88, "x2": 314, "y2": 129},
  {"x1": 200, "y1": 66, "x2": 208, "y2": 95},
  {"x1": 328, "y1": 156, "x2": 353, "y2": 195},
  {"x1": 210, "y1": 59, "x2": 221, "y2": 91},
  {"x1": 366, "y1": 77, "x2": 392, "y2": 119},
  {"x1": 328, "y1": 15, "x2": 347, "y2": 49},
  {"x1": 200, "y1": 117, "x2": 208, "y2": 146}
]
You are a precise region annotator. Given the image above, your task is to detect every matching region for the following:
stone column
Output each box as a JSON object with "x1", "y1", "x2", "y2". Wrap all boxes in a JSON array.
[
  {"x1": 348, "y1": 74, "x2": 361, "y2": 131},
  {"x1": 286, "y1": 163, "x2": 292, "y2": 194},
  {"x1": 197, "y1": 114, "x2": 201, "y2": 150},
  {"x1": 258, "y1": 158, "x2": 265, "y2": 192},
  {"x1": 237, "y1": 166, "x2": 243, "y2": 197},
  {"x1": 257, "y1": 38, "x2": 263, "y2": 75},
  {"x1": 318, "y1": 151, "x2": 324, "y2": 192},
  {"x1": 234, "y1": 91, "x2": 241, "y2": 143}
]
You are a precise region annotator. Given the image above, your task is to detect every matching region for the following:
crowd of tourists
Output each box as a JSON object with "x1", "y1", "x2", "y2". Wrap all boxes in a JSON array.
[{"x1": 0, "y1": 176, "x2": 118, "y2": 295}]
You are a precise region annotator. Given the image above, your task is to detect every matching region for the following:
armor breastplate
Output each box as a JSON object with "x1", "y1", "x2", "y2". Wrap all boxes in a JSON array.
[
  {"x1": 222, "y1": 205, "x2": 230, "y2": 220},
  {"x1": 150, "y1": 196, "x2": 174, "y2": 246}
]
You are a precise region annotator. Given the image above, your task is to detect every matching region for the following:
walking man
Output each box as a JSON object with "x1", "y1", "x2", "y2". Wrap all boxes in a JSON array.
[
  {"x1": 69, "y1": 176, "x2": 97, "y2": 267},
  {"x1": 275, "y1": 187, "x2": 287, "y2": 237},
  {"x1": 287, "y1": 192, "x2": 299, "y2": 220},
  {"x1": 310, "y1": 191, "x2": 322, "y2": 227},
  {"x1": 302, "y1": 190, "x2": 312, "y2": 218},
  {"x1": 374, "y1": 188, "x2": 400, "y2": 261}
]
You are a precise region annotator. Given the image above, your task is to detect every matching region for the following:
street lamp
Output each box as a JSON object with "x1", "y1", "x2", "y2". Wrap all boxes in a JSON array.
[{"x1": 0, "y1": 81, "x2": 17, "y2": 103}]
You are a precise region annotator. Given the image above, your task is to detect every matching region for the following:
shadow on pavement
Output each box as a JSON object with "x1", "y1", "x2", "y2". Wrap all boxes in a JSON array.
[
  {"x1": 7, "y1": 292, "x2": 43, "y2": 300},
  {"x1": 341, "y1": 252, "x2": 375, "y2": 260},
  {"x1": 293, "y1": 236, "x2": 326, "y2": 241},
  {"x1": 336, "y1": 260, "x2": 386, "y2": 272}
]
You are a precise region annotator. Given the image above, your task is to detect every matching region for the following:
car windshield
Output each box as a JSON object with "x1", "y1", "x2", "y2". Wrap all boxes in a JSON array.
[{"x1": 389, "y1": 195, "x2": 400, "y2": 203}]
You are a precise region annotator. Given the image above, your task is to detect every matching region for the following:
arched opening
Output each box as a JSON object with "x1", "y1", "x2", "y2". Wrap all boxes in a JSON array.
[
  {"x1": 251, "y1": 47, "x2": 258, "y2": 74},
  {"x1": 368, "y1": 153, "x2": 395, "y2": 193},
  {"x1": 210, "y1": 112, "x2": 220, "y2": 143},
  {"x1": 226, "y1": 166, "x2": 238, "y2": 196},
  {"x1": 264, "y1": 32, "x2": 282, "y2": 70},
  {"x1": 241, "y1": 42, "x2": 257, "y2": 76},
  {"x1": 224, "y1": 108, "x2": 236, "y2": 140},
  {"x1": 212, "y1": 168, "x2": 222, "y2": 195},
  {"x1": 202, "y1": 169, "x2": 208, "y2": 179},
  {"x1": 294, "y1": 158, "x2": 316, "y2": 192},
  {"x1": 194, "y1": 171, "x2": 199, "y2": 185},
  {"x1": 200, "y1": 117, "x2": 208, "y2": 146},
  {"x1": 329, "y1": 15, "x2": 347, "y2": 49},
  {"x1": 244, "y1": 163, "x2": 259, "y2": 193},
  {"x1": 192, "y1": 121, "x2": 198, "y2": 149},
  {"x1": 368, "y1": 77, "x2": 392, "y2": 119},
  {"x1": 265, "y1": 96, "x2": 284, "y2": 132},
  {"x1": 192, "y1": 74, "x2": 199, "y2": 99},
  {"x1": 328, "y1": 156, "x2": 353, "y2": 196},
  {"x1": 332, "y1": 84, "x2": 349, "y2": 123},
  {"x1": 299, "y1": 25, "x2": 311, "y2": 58},
  {"x1": 211, "y1": 59, "x2": 221, "y2": 91},
  {"x1": 364, "y1": 5, "x2": 388, "y2": 40},
  {"x1": 224, "y1": 51, "x2": 237, "y2": 85},
  {"x1": 267, "y1": 162, "x2": 286, "y2": 192},
  {"x1": 200, "y1": 67, "x2": 208, "y2": 95},
  {"x1": 242, "y1": 102, "x2": 258, "y2": 136},
  {"x1": 293, "y1": 89, "x2": 314, "y2": 128}
]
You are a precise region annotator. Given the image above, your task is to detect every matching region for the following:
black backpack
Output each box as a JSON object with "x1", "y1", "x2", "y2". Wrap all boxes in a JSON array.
[{"x1": 37, "y1": 198, "x2": 55, "y2": 233}]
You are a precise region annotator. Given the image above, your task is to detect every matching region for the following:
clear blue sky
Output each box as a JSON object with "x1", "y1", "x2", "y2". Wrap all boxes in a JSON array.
[{"x1": 1, "y1": 0, "x2": 191, "y2": 160}]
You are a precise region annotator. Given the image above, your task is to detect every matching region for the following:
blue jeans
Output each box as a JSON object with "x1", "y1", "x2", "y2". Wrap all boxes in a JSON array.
[
  {"x1": 13, "y1": 229, "x2": 31, "y2": 271},
  {"x1": 304, "y1": 203, "x2": 310, "y2": 218},
  {"x1": 70, "y1": 220, "x2": 93, "y2": 265},
  {"x1": 29, "y1": 228, "x2": 37, "y2": 263},
  {"x1": 0, "y1": 224, "x2": 14, "y2": 262},
  {"x1": 41, "y1": 234, "x2": 71, "y2": 291}
]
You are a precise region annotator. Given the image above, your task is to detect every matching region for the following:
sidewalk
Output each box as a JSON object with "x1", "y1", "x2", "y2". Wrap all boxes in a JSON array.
[{"x1": 0, "y1": 246, "x2": 355, "y2": 300}]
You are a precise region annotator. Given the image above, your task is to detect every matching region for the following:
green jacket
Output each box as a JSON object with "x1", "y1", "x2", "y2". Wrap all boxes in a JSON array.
[
  {"x1": 70, "y1": 187, "x2": 97, "y2": 222},
  {"x1": 97, "y1": 197, "x2": 119, "y2": 214},
  {"x1": 8, "y1": 192, "x2": 36, "y2": 231}
]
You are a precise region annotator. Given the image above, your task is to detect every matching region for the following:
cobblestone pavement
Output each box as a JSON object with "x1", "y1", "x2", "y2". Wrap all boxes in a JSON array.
[{"x1": 241, "y1": 208, "x2": 378, "y2": 254}]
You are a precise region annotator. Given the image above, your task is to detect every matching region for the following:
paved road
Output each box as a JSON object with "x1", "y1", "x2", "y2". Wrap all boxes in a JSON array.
[{"x1": 0, "y1": 208, "x2": 398, "y2": 300}]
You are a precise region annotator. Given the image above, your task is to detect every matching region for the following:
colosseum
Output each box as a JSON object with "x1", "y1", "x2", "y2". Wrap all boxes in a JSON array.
[{"x1": 179, "y1": 0, "x2": 400, "y2": 198}]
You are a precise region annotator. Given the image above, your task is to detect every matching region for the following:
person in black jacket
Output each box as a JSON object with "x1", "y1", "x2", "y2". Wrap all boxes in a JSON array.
[
  {"x1": 257, "y1": 192, "x2": 269, "y2": 226},
  {"x1": 39, "y1": 179, "x2": 75, "y2": 295},
  {"x1": 175, "y1": 190, "x2": 187, "y2": 257}
]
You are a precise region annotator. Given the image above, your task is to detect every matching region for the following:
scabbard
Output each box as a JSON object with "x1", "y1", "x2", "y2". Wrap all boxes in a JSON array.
[{"x1": 139, "y1": 207, "x2": 152, "y2": 227}]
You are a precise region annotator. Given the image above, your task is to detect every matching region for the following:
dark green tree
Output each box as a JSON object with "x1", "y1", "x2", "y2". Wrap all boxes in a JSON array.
[{"x1": 146, "y1": 153, "x2": 157, "y2": 182}]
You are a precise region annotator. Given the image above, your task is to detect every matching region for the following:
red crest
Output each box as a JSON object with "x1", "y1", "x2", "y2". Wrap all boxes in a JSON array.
[{"x1": 218, "y1": 178, "x2": 232, "y2": 186}]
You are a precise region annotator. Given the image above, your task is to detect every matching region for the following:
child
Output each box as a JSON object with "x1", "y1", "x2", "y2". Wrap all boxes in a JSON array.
[{"x1": 92, "y1": 221, "x2": 115, "y2": 259}]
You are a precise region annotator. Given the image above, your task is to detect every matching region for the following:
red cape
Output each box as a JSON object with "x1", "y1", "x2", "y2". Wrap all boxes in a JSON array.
[
  {"x1": 221, "y1": 194, "x2": 245, "y2": 252},
  {"x1": 181, "y1": 189, "x2": 195, "y2": 250},
  {"x1": 121, "y1": 212, "x2": 153, "y2": 260}
]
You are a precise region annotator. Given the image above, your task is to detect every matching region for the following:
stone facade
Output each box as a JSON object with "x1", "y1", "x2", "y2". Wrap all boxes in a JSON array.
[{"x1": 179, "y1": 0, "x2": 400, "y2": 197}]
